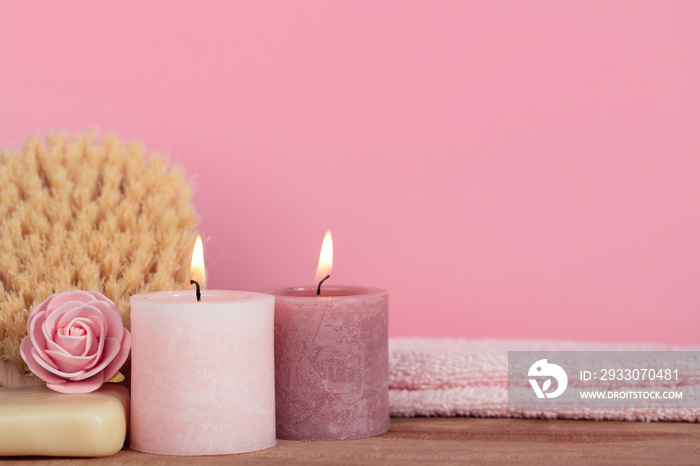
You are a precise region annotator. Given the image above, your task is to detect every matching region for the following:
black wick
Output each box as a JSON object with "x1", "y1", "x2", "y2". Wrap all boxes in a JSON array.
[
  {"x1": 190, "y1": 280, "x2": 201, "y2": 302},
  {"x1": 317, "y1": 275, "x2": 330, "y2": 296}
]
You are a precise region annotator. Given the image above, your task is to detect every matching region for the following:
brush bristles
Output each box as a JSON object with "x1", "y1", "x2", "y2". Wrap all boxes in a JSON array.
[{"x1": 0, "y1": 131, "x2": 199, "y2": 373}]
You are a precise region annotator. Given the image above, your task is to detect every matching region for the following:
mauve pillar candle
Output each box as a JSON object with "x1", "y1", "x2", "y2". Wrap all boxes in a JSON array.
[{"x1": 259, "y1": 285, "x2": 389, "y2": 441}]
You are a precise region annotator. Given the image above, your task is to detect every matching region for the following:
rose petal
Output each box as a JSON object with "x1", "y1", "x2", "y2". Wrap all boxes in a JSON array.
[
  {"x1": 45, "y1": 291, "x2": 96, "y2": 312},
  {"x1": 20, "y1": 337, "x2": 65, "y2": 385},
  {"x1": 60, "y1": 317, "x2": 90, "y2": 335},
  {"x1": 44, "y1": 345, "x2": 101, "y2": 377},
  {"x1": 82, "y1": 325, "x2": 98, "y2": 357},
  {"x1": 45, "y1": 347, "x2": 99, "y2": 374},
  {"x1": 87, "y1": 300, "x2": 123, "y2": 341},
  {"x1": 60, "y1": 310, "x2": 105, "y2": 341},
  {"x1": 100, "y1": 330, "x2": 131, "y2": 383},
  {"x1": 87, "y1": 291, "x2": 109, "y2": 301},
  {"x1": 44, "y1": 305, "x2": 105, "y2": 359},
  {"x1": 55, "y1": 318, "x2": 95, "y2": 354},
  {"x1": 26, "y1": 295, "x2": 51, "y2": 334},
  {"x1": 27, "y1": 311, "x2": 61, "y2": 370},
  {"x1": 81, "y1": 316, "x2": 107, "y2": 370},
  {"x1": 31, "y1": 346, "x2": 87, "y2": 379},
  {"x1": 75, "y1": 313, "x2": 105, "y2": 350},
  {"x1": 47, "y1": 321, "x2": 102, "y2": 370},
  {"x1": 45, "y1": 315, "x2": 101, "y2": 359},
  {"x1": 46, "y1": 375, "x2": 103, "y2": 394},
  {"x1": 45, "y1": 337, "x2": 72, "y2": 357},
  {"x1": 27, "y1": 306, "x2": 48, "y2": 351},
  {"x1": 74, "y1": 315, "x2": 102, "y2": 337},
  {"x1": 58, "y1": 317, "x2": 99, "y2": 354},
  {"x1": 42, "y1": 323, "x2": 59, "y2": 353},
  {"x1": 54, "y1": 332, "x2": 87, "y2": 356},
  {"x1": 74, "y1": 336, "x2": 121, "y2": 381},
  {"x1": 51, "y1": 304, "x2": 103, "y2": 332},
  {"x1": 42, "y1": 302, "x2": 89, "y2": 340}
]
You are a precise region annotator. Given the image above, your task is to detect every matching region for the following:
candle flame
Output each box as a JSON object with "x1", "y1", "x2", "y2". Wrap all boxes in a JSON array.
[
  {"x1": 190, "y1": 235, "x2": 206, "y2": 288},
  {"x1": 315, "y1": 230, "x2": 333, "y2": 282}
]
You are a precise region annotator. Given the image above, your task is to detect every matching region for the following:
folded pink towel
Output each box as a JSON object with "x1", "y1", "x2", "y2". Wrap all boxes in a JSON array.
[{"x1": 389, "y1": 338, "x2": 700, "y2": 421}]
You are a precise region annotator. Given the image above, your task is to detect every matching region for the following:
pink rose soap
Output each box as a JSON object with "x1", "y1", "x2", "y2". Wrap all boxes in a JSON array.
[{"x1": 19, "y1": 291, "x2": 131, "y2": 394}]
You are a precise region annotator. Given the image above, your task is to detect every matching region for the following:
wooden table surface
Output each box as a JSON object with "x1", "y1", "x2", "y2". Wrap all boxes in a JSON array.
[{"x1": 9, "y1": 417, "x2": 700, "y2": 465}]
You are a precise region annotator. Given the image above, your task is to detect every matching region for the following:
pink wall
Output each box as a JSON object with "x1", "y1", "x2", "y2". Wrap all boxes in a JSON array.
[{"x1": 2, "y1": 1, "x2": 699, "y2": 343}]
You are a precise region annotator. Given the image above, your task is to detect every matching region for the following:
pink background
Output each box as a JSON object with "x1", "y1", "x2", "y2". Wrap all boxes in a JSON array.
[{"x1": 2, "y1": 1, "x2": 699, "y2": 343}]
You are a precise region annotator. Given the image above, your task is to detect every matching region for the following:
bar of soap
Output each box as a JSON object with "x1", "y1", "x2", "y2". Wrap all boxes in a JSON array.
[{"x1": 0, "y1": 384, "x2": 128, "y2": 457}]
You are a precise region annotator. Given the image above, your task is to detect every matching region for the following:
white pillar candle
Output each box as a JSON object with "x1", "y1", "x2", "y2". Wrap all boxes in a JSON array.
[{"x1": 129, "y1": 290, "x2": 276, "y2": 456}]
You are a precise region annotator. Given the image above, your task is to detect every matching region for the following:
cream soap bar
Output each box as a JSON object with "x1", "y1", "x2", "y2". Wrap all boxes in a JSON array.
[{"x1": 0, "y1": 384, "x2": 128, "y2": 457}]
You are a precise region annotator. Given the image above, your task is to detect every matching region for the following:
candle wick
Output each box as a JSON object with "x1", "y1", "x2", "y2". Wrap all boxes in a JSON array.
[
  {"x1": 317, "y1": 275, "x2": 330, "y2": 296},
  {"x1": 190, "y1": 280, "x2": 201, "y2": 302}
]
